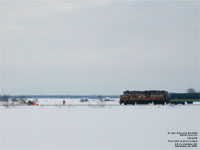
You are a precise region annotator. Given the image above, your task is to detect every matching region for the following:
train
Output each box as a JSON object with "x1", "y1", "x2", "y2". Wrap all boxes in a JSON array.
[{"x1": 119, "y1": 90, "x2": 200, "y2": 105}]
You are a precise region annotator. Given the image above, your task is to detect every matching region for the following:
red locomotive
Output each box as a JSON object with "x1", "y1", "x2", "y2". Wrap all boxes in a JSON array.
[{"x1": 120, "y1": 90, "x2": 168, "y2": 105}]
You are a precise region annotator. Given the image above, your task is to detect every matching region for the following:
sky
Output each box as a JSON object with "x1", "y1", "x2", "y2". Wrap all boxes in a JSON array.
[{"x1": 0, "y1": 0, "x2": 199, "y2": 95}]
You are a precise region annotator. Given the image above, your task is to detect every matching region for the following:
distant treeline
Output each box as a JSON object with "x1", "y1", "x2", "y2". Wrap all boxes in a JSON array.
[{"x1": 0, "y1": 95, "x2": 120, "y2": 100}]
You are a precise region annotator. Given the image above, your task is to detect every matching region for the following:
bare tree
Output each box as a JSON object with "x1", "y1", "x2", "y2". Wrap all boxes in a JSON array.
[
  {"x1": 2, "y1": 95, "x2": 10, "y2": 101},
  {"x1": 97, "y1": 95, "x2": 105, "y2": 107},
  {"x1": 186, "y1": 88, "x2": 197, "y2": 93}
]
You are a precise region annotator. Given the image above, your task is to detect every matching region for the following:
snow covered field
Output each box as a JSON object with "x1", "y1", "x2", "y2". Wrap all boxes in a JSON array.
[
  {"x1": 0, "y1": 99, "x2": 199, "y2": 150},
  {"x1": 38, "y1": 98, "x2": 120, "y2": 106}
]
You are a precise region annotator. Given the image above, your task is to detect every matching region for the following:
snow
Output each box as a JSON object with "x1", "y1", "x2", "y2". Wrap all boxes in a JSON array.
[
  {"x1": 37, "y1": 98, "x2": 119, "y2": 105},
  {"x1": 0, "y1": 99, "x2": 199, "y2": 150}
]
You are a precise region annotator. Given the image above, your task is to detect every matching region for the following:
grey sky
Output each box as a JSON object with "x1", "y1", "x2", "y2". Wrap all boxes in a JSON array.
[{"x1": 0, "y1": 0, "x2": 199, "y2": 95}]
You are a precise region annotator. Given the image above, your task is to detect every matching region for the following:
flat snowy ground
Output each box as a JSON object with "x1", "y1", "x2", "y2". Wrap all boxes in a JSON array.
[{"x1": 0, "y1": 99, "x2": 199, "y2": 150}]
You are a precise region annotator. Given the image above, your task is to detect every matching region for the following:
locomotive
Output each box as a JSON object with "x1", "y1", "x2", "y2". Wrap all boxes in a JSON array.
[{"x1": 120, "y1": 90, "x2": 200, "y2": 105}]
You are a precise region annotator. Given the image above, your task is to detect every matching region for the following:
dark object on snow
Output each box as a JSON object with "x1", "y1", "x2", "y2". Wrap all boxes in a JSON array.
[
  {"x1": 80, "y1": 98, "x2": 89, "y2": 102},
  {"x1": 28, "y1": 100, "x2": 34, "y2": 105},
  {"x1": 104, "y1": 98, "x2": 114, "y2": 101}
]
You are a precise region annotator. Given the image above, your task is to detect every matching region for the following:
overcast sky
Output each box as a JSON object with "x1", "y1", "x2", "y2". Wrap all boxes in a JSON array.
[{"x1": 0, "y1": 0, "x2": 199, "y2": 95}]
